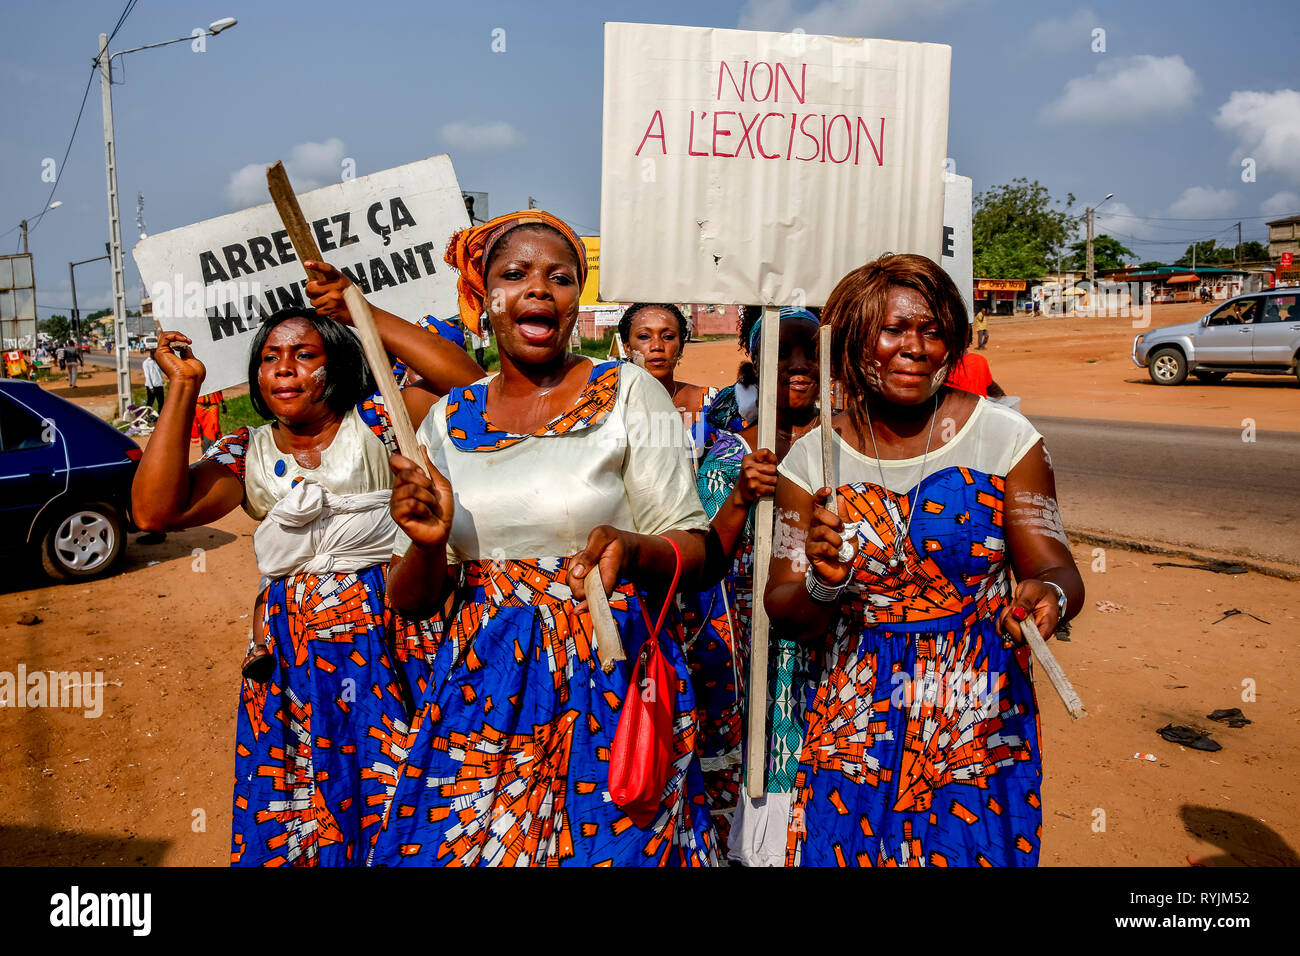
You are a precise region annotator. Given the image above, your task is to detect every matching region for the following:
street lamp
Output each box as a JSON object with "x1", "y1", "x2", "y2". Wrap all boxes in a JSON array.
[
  {"x1": 16, "y1": 201, "x2": 62, "y2": 254},
  {"x1": 1085, "y1": 192, "x2": 1114, "y2": 286},
  {"x1": 97, "y1": 17, "x2": 238, "y2": 418}
]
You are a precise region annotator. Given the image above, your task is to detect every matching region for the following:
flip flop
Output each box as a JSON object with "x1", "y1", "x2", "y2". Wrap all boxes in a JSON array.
[{"x1": 1157, "y1": 724, "x2": 1222, "y2": 752}]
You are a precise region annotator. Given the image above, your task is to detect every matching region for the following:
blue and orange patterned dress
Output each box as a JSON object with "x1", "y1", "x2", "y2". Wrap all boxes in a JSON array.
[
  {"x1": 370, "y1": 361, "x2": 718, "y2": 866},
  {"x1": 777, "y1": 398, "x2": 1047, "y2": 866},
  {"x1": 202, "y1": 392, "x2": 441, "y2": 866}
]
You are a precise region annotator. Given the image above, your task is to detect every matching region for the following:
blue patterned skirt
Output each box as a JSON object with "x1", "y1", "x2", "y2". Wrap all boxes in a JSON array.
[{"x1": 370, "y1": 558, "x2": 718, "y2": 866}]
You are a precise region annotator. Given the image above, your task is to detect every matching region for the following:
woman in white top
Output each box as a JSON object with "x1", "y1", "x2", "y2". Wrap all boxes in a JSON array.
[
  {"x1": 132, "y1": 304, "x2": 482, "y2": 866},
  {"x1": 765, "y1": 253, "x2": 1084, "y2": 867},
  {"x1": 367, "y1": 210, "x2": 718, "y2": 866}
]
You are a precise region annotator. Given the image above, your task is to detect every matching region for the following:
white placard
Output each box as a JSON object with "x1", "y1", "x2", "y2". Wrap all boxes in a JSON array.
[
  {"x1": 133, "y1": 155, "x2": 468, "y2": 394},
  {"x1": 600, "y1": 22, "x2": 950, "y2": 307},
  {"x1": 941, "y1": 173, "x2": 974, "y2": 321}
]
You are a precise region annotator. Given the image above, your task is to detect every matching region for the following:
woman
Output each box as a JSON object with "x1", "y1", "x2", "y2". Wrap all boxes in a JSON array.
[
  {"x1": 689, "y1": 307, "x2": 821, "y2": 862},
  {"x1": 132, "y1": 299, "x2": 483, "y2": 866},
  {"x1": 368, "y1": 211, "x2": 717, "y2": 866},
  {"x1": 765, "y1": 254, "x2": 1084, "y2": 867},
  {"x1": 618, "y1": 302, "x2": 717, "y2": 460}
]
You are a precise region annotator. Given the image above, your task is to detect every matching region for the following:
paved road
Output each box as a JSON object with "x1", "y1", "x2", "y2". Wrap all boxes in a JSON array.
[
  {"x1": 83, "y1": 351, "x2": 144, "y2": 373},
  {"x1": 1032, "y1": 415, "x2": 1300, "y2": 565}
]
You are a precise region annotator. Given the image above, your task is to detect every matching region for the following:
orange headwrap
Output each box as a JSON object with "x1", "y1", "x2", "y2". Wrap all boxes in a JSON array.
[{"x1": 444, "y1": 211, "x2": 588, "y2": 336}]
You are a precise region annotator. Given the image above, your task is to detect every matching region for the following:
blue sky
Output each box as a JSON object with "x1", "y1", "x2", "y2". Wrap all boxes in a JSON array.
[{"x1": 3, "y1": 0, "x2": 1298, "y2": 317}]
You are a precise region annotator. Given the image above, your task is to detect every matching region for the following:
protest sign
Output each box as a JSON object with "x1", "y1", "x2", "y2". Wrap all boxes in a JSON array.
[
  {"x1": 133, "y1": 155, "x2": 468, "y2": 394},
  {"x1": 941, "y1": 173, "x2": 974, "y2": 322},
  {"x1": 599, "y1": 22, "x2": 950, "y2": 306}
]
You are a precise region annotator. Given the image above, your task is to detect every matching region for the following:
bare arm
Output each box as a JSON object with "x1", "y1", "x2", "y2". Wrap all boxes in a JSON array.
[
  {"x1": 305, "y1": 260, "x2": 484, "y2": 395},
  {"x1": 131, "y1": 332, "x2": 243, "y2": 531},
  {"x1": 386, "y1": 448, "x2": 456, "y2": 612},
  {"x1": 1000, "y1": 438, "x2": 1084, "y2": 641},
  {"x1": 763, "y1": 478, "x2": 847, "y2": 642},
  {"x1": 700, "y1": 448, "x2": 777, "y2": 587}
]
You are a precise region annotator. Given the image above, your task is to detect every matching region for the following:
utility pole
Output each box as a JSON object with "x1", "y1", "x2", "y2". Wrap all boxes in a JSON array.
[
  {"x1": 99, "y1": 32, "x2": 130, "y2": 419},
  {"x1": 528, "y1": 196, "x2": 536, "y2": 209},
  {"x1": 1236, "y1": 221, "x2": 1242, "y2": 265},
  {"x1": 19, "y1": 220, "x2": 28, "y2": 254},
  {"x1": 1085, "y1": 207, "x2": 1095, "y2": 285}
]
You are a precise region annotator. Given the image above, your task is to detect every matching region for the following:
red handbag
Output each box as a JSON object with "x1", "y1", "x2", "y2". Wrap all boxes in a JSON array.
[{"x1": 609, "y1": 537, "x2": 682, "y2": 828}]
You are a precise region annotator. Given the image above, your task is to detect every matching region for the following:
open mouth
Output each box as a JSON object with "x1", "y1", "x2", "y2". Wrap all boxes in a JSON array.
[
  {"x1": 787, "y1": 377, "x2": 816, "y2": 392},
  {"x1": 517, "y1": 312, "x2": 557, "y2": 344}
]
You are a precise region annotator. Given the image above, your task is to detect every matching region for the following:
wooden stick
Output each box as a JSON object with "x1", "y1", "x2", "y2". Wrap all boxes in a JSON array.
[
  {"x1": 746, "y1": 304, "x2": 781, "y2": 798},
  {"x1": 266, "y1": 161, "x2": 420, "y2": 463},
  {"x1": 1021, "y1": 619, "x2": 1087, "y2": 720},
  {"x1": 819, "y1": 325, "x2": 835, "y2": 514},
  {"x1": 585, "y1": 572, "x2": 626, "y2": 674}
]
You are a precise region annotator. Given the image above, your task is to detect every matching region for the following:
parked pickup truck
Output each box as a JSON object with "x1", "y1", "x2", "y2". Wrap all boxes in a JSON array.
[{"x1": 1133, "y1": 289, "x2": 1300, "y2": 385}]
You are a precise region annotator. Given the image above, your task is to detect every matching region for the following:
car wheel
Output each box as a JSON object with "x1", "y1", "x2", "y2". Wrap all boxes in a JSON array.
[
  {"x1": 40, "y1": 502, "x2": 125, "y2": 581},
  {"x1": 1193, "y1": 370, "x2": 1227, "y2": 383},
  {"x1": 1148, "y1": 348, "x2": 1187, "y2": 385}
]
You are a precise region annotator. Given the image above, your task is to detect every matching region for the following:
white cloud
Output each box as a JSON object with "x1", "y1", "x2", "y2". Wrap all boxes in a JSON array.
[
  {"x1": 1041, "y1": 54, "x2": 1197, "y2": 123},
  {"x1": 1087, "y1": 200, "x2": 1162, "y2": 242},
  {"x1": 1025, "y1": 8, "x2": 1098, "y2": 56},
  {"x1": 737, "y1": 0, "x2": 966, "y2": 35},
  {"x1": 1213, "y1": 89, "x2": 1300, "y2": 185},
  {"x1": 439, "y1": 121, "x2": 524, "y2": 151},
  {"x1": 223, "y1": 138, "x2": 348, "y2": 209},
  {"x1": 1260, "y1": 190, "x2": 1300, "y2": 218},
  {"x1": 1167, "y1": 186, "x2": 1237, "y2": 219}
]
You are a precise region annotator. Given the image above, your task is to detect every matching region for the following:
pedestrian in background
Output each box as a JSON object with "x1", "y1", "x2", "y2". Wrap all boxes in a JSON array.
[
  {"x1": 974, "y1": 307, "x2": 989, "y2": 349},
  {"x1": 142, "y1": 349, "x2": 165, "y2": 411},
  {"x1": 65, "y1": 340, "x2": 83, "y2": 388}
]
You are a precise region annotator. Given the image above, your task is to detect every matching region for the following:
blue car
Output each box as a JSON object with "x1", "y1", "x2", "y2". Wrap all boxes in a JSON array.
[{"x1": 0, "y1": 380, "x2": 141, "y2": 580}]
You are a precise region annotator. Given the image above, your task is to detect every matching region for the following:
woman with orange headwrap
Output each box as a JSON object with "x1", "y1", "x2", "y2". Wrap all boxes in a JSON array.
[{"x1": 365, "y1": 211, "x2": 719, "y2": 865}]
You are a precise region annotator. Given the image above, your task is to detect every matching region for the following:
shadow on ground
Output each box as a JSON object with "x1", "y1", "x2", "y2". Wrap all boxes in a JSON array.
[
  {"x1": 0, "y1": 824, "x2": 171, "y2": 866},
  {"x1": 1181, "y1": 804, "x2": 1300, "y2": 866}
]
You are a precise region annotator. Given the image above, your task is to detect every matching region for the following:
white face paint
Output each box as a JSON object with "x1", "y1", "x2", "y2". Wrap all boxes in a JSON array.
[{"x1": 1009, "y1": 491, "x2": 1069, "y2": 547}]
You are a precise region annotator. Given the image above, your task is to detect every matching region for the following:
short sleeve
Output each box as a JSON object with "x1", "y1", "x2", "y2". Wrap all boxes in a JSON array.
[
  {"x1": 776, "y1": 430, "x2": 820, "y2": 497},
  {"x1": 696, "y1": 431, "x2": 746, "y2": 520},
  {"x1": 200, "y1": 426, "x2": 251, "y2": 485},
  {"x1": 1005, "y1": 406, "x2": 1045, "y2": 471},
  {"x1": 620, "y1": 365, "x2": 709, "y2": 536}
]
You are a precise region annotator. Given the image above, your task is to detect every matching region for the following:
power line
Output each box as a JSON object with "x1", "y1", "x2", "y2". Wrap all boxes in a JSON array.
[{"x1": 25, "y1": 0, "x2": 140, "y2": 237}]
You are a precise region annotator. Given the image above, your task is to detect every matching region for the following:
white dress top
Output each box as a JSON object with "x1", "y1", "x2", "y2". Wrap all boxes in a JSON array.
[
  {"x1": 393, "y1": 361, "x2": 709, "y2": 563},
  {"x1": 242, "y1": 407, "x2": 393, "y2": 521}
]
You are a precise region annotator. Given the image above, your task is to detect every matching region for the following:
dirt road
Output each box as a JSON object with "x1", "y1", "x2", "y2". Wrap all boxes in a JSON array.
[{"x1": 2, "y1": 302, "x2": 1296, "y2": 866}]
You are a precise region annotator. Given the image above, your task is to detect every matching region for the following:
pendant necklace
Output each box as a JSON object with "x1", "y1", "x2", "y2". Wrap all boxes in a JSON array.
[{"x1": 865, "y1": 394, "x2": 939, "y2": 569}]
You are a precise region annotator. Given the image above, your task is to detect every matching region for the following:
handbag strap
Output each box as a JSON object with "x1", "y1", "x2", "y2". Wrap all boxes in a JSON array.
[{"x1": 638, "y1": 536, "x2": 682, "y2": 642}]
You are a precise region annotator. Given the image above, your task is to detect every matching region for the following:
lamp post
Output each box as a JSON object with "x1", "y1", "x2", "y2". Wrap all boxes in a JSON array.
[
  {"x1": 17, "y1": 201, "x2": 62, "y2": 254},
  {"x1": 1085, "y1": 192, "x2": 1114, "y2": 286},
  {"x1": 69, "y1": 246, "x2": 111, "y2": 342},
  {"x1": 97, "y1": 17, "x2": 238, "y2": 418}
]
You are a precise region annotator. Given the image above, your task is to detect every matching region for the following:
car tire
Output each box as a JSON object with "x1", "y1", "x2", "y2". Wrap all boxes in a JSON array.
[
  {"x1": 1192, "y1": 370, "x2": 1227, "y2": 383},
  {"x1": 40, "y1": 502, "x2": 126, "y2": 581},
  {"x1": 1148, "y1": 347, "x2": 1187, "y2": 386}
]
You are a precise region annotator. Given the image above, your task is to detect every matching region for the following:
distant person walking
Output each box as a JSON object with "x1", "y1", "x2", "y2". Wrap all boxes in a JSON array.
[
  {"x1": 65, "y1": 341, "x2": 83, "y2": 388},
  {"x1": 142, "y1": 349, "x2": 165, "y2": 411},
  {"x1": 974, "y1": 308, "x2": 989, "y2": 349},
  {"x1": 190, "y1": 390, "x2": 227, "y2": 452}
]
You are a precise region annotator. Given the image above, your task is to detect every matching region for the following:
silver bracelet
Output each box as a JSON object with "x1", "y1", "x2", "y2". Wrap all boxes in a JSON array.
[{"x1": 805, "y1": 566, "x2": 847, "y2": 604}]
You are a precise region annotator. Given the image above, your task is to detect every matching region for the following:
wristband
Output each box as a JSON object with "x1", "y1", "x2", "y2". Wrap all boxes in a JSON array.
[
  {"x1": 1044, "y1": 581, "x2": 1068, "y2": 621},
  {"x1": 805, "y1": 566, "x2": 847, "y2": 605}
]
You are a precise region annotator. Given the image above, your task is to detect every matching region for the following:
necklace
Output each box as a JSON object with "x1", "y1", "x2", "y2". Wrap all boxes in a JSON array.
[{"x1": 864, "y1": 394, "x2": 939, "y2": 569}]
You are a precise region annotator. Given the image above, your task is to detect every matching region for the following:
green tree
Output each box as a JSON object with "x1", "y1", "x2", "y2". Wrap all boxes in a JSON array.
[
  {"x1": 1136, "y1": 261, "x2": 1166, "y2": 270},
  {"x1": 973, "y1": 178, "x2": 1078, "y2": 278},
  {"x1": 1175, "y1": 239, "x2": 1269, "y2": 266},
  {"x1": 41, "y1": 314, "x2": 72, "y2": 342},
  {"x1": 1063, "y1": 234, "x2": 1135, "y2": 271},
  {"x1": 84, "y1": 308, "x2": 113, "y2": 321}
]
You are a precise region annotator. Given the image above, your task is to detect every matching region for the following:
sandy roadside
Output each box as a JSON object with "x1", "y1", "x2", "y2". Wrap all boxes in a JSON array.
[{"x1": 2, "y1": 309, "x2": 1296, "y2": 866}]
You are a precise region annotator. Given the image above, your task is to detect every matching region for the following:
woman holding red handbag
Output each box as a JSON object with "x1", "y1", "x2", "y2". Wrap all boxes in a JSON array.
[{"x1": 368, "y1": 211, "x2": 717, "y2": 866}]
